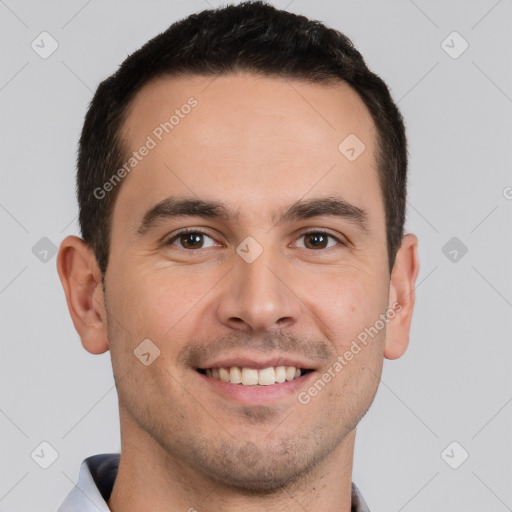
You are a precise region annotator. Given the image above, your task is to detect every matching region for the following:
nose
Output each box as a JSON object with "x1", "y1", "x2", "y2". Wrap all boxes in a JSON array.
[{"x1": 215, "y1": 246, "x2": 302, "y2": 333}]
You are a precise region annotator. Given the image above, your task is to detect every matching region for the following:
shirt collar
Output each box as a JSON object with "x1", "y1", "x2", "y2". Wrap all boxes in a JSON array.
[
  {"x1": 57, "y1": 453, "x2": 371, "y2": 511},
  {"x1": 57, "y1": 453, "x2": 119, "y2": 512}
]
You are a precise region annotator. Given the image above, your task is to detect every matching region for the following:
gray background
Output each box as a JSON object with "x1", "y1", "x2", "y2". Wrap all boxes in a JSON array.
[{"x1": 1, "y1": 0, "x2": 511, "y2": 511}]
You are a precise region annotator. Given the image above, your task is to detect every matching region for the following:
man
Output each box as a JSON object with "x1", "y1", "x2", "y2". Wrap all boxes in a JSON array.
[{"x1": 56, "y1": 1, "x2": 419, "y2": 510}]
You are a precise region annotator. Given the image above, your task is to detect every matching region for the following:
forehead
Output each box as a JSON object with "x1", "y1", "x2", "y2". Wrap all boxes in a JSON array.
[
  {"x1": 113, "y1": 72, "x2": 382, "y2": 233},
  {"x1": 120, "y1": 72, "x2": 377, "y2": 159}
]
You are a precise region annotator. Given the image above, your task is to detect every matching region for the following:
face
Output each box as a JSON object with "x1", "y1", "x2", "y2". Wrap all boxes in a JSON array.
[{"x1": 97, "y1": 73, "x2": 394, "y2": 490}]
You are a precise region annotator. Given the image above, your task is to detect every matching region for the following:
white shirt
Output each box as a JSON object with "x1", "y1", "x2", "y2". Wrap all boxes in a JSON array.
[{"x1": 57, "y1": 453, "x2": 371, "y2": 511}]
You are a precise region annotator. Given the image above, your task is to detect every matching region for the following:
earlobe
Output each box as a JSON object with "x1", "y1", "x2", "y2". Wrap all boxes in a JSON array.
[
  {"x1": 56, "y1": 235, "x2": 110, "y2": 354},
  {"x1": 384, "y1": 233, "x2": 420, "y2": 360}
]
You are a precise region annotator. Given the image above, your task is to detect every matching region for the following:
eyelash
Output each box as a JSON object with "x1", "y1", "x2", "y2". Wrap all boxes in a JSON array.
[{"x1": 164, "y1": 228, "x2": 346, "y2": 251}]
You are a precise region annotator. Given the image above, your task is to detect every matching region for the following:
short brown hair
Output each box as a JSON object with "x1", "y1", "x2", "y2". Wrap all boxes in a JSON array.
[{"x1": 77, "y1": 1, "x2": 408, "y2": 275}]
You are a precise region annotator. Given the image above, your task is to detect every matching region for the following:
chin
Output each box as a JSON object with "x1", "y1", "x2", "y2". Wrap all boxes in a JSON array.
[
  {"x1": 192, "y1": 438, "x2": 320, "y2": 494},
  {"x1": 207, "y1": 462, "x2": 307, "y2": 494}
]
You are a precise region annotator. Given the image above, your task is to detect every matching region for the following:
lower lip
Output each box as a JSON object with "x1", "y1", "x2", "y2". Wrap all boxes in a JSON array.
[{"x1": 195, "y1": 370, "x2": 317, "y2": 405}]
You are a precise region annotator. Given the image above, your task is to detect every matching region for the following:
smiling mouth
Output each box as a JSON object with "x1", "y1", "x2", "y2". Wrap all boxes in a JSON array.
[{"x1": 196, "y1": 366, "x2": 314, "y2": 386}]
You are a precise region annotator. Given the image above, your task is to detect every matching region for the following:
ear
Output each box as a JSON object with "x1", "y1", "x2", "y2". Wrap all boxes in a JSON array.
[
  {"x1": 384, "y1": 233, "x2": 420, "y2": 360},
  {"x1": 56, "y1": 235, "x2": 109, "y2": 354}
]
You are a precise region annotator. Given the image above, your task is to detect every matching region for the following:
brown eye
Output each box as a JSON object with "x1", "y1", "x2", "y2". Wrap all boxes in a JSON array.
[
  {"x1": 179, "y1": 232, "x2": 204, "y2": 249},
  {"x1": 296, "y1": 231, "x2": 344, "y2": 250},
  {"x1": 304, "y1": 232, "x2": 328, "y2": 249},
  {"x1": 166, "y1": 230, "x2": 217, "y2": 250}
]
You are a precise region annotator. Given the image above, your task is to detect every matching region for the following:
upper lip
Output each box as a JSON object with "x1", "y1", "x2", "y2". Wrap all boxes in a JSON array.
[{"x1": 196, "y1": 354, "x2": 318, "y2": 370}]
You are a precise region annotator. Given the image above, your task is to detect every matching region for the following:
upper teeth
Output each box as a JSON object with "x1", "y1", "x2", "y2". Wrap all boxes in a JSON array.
[{"x1": 206, "y1": 366, "x2": 302, "y2": 386}]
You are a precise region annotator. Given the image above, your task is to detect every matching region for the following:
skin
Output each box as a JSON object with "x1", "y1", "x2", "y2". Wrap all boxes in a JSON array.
[{"x1": 57, "y1": 72, "x2": 419, "y2": 512}]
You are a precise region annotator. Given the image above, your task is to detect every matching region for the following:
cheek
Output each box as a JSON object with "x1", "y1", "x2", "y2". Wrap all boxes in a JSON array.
[
  {"x1": 104, "y1": 269, "x2": 194, "y2": 403},
  {"x1": 312, "y1": 272, "x2": 387, "y2": 410},
  {"x1": 306, "y1": 265, "x2": 389, "y2": 346},
  {"x1": 109, "y1": 264, "x2": 214, "y2": 344}
]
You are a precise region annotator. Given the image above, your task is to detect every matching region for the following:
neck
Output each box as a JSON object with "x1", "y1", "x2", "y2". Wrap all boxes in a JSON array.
[{"x1": 108, "y1": 408, "x2": 357, "y2": 512}]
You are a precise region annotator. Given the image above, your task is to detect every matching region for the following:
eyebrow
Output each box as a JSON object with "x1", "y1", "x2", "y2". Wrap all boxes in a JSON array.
[{"x1": 136, "y1": 195, "x2": 369, "y2": 235}]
